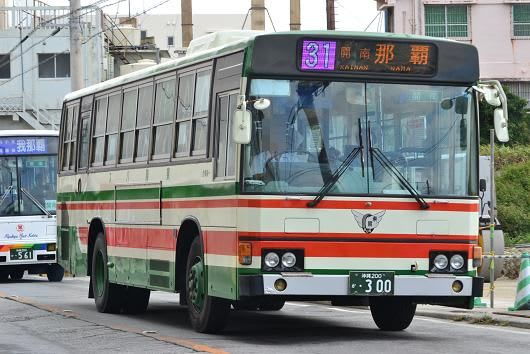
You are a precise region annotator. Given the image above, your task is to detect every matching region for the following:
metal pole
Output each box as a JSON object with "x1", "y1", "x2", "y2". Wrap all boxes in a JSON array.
[
  {"x1": 326, "y1": 0, "x2": 335, "y2": 30},
  {"x1": 489, "y1": 129, "x2": 495, "y2": 308},
  {"x1": 181, "y1": 0, "x2": 193, "y2": 48},
  {"x1": 70, "y1": 0, "x2": 84, "y2": 91},
  {"x1": 19, "y1": 26, "x2": 25, "y2": 112},
  {"x1": 290, "y1": 0, "x2": 301, "y2": 31},
  {"x1": 251, "y1": 0, "x2": 265, "y2": 30}
]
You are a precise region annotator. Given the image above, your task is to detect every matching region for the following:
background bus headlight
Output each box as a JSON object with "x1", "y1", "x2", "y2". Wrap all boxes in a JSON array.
[
  {"x1": 450, "y1": 254, "x2": 465, "y2": 270},
  {"x1": 281, "y1": 252, "x2": 296, "y2": 268},
  {"x1": 264, "y1": 252, "x2": 280, "y2": 268},
  {"x1": 434, "y1": 254, "x2": 448, "y2": 270}
]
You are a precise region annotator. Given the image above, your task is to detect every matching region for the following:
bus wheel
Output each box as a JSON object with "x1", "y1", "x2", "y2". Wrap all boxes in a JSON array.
[
  {"x1": 10, "y1": 269, "x2": 24, "y2": 281},
  {"x1": 123, "y1": 286, "x2": 150, "y2": 314},
  {"x1": 370, "y1": 297, "x2": 416, "y2": 331},
  {"x1": 186, "y1": 237, "x2": 230, "y2": 333},
  {"x1": 0, "y1": 271, "x2": 9, "y2": 282},
  {"x1": 92, "y1": 233, "x2": 124, "y2": 313},
  {"x1": 47, "y1": 264, "x2": 64, "y2": 282}
]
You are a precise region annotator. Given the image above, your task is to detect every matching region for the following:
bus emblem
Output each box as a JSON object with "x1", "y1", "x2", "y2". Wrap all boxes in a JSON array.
[
  {"x1": 351, "y1": 210, "x2": 386, "y2": 234},
  {"x1": 16, "y1": 224, "x2": 24, "y2": 233}
]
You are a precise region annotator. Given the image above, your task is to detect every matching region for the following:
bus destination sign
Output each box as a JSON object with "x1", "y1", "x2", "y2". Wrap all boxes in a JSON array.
[
  {"x1": 299, "y1": 39, "x2": 437, "y2": 75},
  {"x1": 0, "y1": 137, "x2": 49, "y2": 155}
]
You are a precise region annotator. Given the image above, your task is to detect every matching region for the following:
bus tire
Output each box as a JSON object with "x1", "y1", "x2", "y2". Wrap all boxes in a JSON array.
[
  {"x1": 47, "y1": 264, "x2": 64, "y2": 282},
  {"x1": 10, "y1": 269, "x2": 24, "y2": 281},
  {"x1": 123, "y1": 286, "x2": 150, "y2": 314},
  {"x1": 370, "y1": 297, "x2": 416, "y2": 331},
  {"x1": 92, "y1": 233, "x2": 124, "y2": 313},
  {"x1": 186, "y1": 237, "x2": 230, "y2": 333},
  {"x1": 0, "y1": 271, "x2": 9, "y2": 282}
]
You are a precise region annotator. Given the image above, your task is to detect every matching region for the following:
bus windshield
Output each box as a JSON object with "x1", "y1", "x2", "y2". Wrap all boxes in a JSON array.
[
  {"x1": 242, "y1": 79, "x2": 477, "y2": 198},
  {"x1": 0, "y1": 155, "x2": 57, "y2": 216}
]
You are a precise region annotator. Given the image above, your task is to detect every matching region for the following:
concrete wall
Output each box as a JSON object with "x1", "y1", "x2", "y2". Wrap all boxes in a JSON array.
[{"x1": 135, "y1": 14, "x2": 251, "y2": 55}]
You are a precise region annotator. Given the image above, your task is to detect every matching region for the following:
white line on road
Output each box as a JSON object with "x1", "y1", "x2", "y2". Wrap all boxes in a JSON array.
[{"x1": 416, "y1": 316, "x2": 530, "y2": 334}]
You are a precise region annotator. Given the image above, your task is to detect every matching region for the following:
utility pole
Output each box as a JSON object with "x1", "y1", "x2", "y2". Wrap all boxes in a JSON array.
[
  {"x1": 70, "y1": 0, "x2": 83, "y2": 91},
  {"x1": 181, "y1": 0, "x2": 193, "y2": 48},
  {"x1": 326, "y1": 0, "x2": 335, "y2": 30},
  {"x1": 251, "y1": 0, "x2": 265, "y2": 30},
  {"x1": 290, "y1": 0, "x2": 301, "y2": 31}
]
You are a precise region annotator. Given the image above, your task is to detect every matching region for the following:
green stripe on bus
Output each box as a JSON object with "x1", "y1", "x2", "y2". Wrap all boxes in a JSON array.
[{"x1": 57, "y1": 182, "x2": 238, "y2": 202}]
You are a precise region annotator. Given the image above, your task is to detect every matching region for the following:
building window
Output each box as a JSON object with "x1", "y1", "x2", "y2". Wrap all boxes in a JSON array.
[
  {"x1": 425, "y1": 5, "x2": 469, "y2": 38},
  {"x1": 141, "y1": 30, "x2": 147, "y2": 40},
  {"x1": 167, "y1": 36, "x2": 174, "y2": 46},
  {"x1": 38, "y1": 53, "x2": 70, "y2": 78},
  {"x1": 0, "y1": 54, "x2": 10, "y2": 79},
  {"x1": 513, "y1": 4, "x2": 530, "y2": 37}
]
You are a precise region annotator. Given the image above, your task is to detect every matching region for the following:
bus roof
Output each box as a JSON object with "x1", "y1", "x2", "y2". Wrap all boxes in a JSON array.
[
  {"x1": 63, "y1": 30, "x2": 472, "y2": 103},
  {"x1": 0, "y1": 129, "x2": 59, "y2": 137}
]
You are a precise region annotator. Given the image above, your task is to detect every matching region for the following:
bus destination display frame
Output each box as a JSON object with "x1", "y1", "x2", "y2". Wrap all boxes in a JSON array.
[{"x1": 298, "y1": 38, "x2": 438, "y2": 76}]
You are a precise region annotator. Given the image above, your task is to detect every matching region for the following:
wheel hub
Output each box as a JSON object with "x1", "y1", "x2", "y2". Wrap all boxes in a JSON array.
[{"x1": 188, "y1": 258, "x2": 205, "y2": 310}]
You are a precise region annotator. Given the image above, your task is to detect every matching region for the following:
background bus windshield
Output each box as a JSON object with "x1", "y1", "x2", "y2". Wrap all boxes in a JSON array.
[
  {"x1": 0, "y1": 154, "x2": 57, "y2": 216},
  {"x1": 243, "y1": 79, "x2": 477, "y2": 197}
]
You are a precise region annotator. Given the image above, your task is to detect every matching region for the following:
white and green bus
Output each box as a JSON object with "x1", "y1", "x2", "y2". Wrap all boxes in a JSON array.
[
  {"x1": 1, "y1": 129, "x2": 63, "y2": 282},
  {"x1": 57, "y1": 31, "x2": 508, "y2": 333}
]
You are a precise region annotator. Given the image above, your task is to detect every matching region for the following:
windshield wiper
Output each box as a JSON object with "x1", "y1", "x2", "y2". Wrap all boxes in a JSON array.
[
  {"x1": 367, "y1": 122, "x2": 429, "y2": 210},
  {"x1": 308, "y1": 118, "x2": 365, "y2": 208},
  {"x1": 20, "y1": 187, "x2": 52, "y2": 217},
  {"x1": 1, "y1": 185, "x2": 13, "y2": 205}
]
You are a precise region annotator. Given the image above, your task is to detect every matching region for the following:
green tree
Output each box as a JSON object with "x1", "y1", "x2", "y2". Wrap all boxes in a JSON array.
[{"x1": 479, "y1": 86, "x2": 530, "y2": 146}]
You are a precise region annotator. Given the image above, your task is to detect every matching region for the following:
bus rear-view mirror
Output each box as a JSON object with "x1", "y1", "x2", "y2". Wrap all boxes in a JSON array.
[
  {"x1": 455, "y1": 96, "x2": 468, "y2": 115},
  {"x1": 494, "y1": 108, "x2": 509, "y2": 142},
  {"x1": 232, "y1": 109, "x2": 252, "y2": 144}
]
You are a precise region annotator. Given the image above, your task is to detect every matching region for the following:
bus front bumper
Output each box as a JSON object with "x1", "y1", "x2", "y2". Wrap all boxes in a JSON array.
[{"x1": 239, "y1": 274, "x2": 484, "y2": 297}]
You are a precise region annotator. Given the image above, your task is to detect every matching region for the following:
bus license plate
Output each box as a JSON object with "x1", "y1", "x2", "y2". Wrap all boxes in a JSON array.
[
  {"x1": 10, "y1": 248, "x2": 33, "y2": 261},
  {"x1": 349, "y1": 271, "x2": 395, "y2": 295}
]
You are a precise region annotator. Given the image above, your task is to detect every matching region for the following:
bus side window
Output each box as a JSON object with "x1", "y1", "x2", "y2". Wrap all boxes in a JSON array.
[
  {"x1": 135, "y1": 83, "x2": 154, "y2": 162},
  {"x1": 61, "y1": 103, "x2": 79, "y2": 171},
  {"x1": 106, "y1": 93, "x2": 121, "y2": 165}
]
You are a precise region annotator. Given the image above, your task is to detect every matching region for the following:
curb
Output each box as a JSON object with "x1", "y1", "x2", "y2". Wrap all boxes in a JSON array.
[{"x1": 416, "y1": 310, "x2": 530, "y2": 330}]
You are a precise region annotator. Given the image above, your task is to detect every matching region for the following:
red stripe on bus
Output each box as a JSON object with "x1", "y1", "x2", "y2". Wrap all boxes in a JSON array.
[
  {"x1": 203, "y1": 230, "x2": 237, "y2": 255},
  {"x1": 240, "y1": 231, "x2": 477, "y2": 241}
]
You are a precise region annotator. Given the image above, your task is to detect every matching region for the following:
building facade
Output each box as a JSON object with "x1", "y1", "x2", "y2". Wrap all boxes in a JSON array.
[
  {"x1": 375, "y1": 0, "x2": 530, "y2": 104},
  {"x1": 0, "y1": 1, "x2": 104, "y2": 130}
]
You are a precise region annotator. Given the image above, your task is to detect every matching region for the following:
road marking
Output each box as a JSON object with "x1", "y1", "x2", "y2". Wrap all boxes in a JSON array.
[
  {"x1": 416, "y1": 316, "x2": 530, "y2": 334},
  {"x1": 0, "y1": 291, "x2": 229, "y2": 354},
  {"x1": 285, "y1": 302, "x2": 311, "y2": 307},
  {"x1": 326, "y1": 307, "x2": 367, "y2": 314}
]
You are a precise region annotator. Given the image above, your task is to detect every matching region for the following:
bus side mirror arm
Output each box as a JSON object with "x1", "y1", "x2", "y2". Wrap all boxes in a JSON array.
[
  {"x1": 476, "y1": 80, "x2": 509, "y2": 142},
  {"x1": 232, "y1": 95, "x2": 252, "y2": 145}
]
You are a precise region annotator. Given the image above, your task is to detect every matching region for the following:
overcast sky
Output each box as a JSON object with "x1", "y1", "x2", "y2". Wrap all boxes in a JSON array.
[{"x1": 38, "y1": 0, "x2": 382, "y2": 32}]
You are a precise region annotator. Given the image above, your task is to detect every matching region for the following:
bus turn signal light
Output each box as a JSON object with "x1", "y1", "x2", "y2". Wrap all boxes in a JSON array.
[
  {"x1": 239, "y1": 242, "x2": 252, "y2": 265},
  {"x1": 473, "y1": 246, "x2": 483, "y2": 268},
  {"x1": 47, "y1": 243, "x2": 56, "y2": 252}
]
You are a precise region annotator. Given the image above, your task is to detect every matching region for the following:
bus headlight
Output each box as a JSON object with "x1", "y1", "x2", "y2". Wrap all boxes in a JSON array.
[
  {"x1": 281, "y1": 252, "x2": 297, "y2": 268},
  {"x1": 450, "y1": 254, "x2": 465, "y2": 270},
  {"x1": 264, "y1": 252, "x2": 280, "y2": 268},
  {"x1": 434, "y1": 254, "x2": 449, "y2": 270}
]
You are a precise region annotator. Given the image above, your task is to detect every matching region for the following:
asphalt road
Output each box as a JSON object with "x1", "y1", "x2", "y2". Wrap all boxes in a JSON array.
[{"x1": 1, "y1": 275, "x2": 529, "y2": 354}]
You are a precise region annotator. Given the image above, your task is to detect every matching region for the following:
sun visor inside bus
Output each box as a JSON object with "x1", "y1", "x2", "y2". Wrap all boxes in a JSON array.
[{"x1": 248, "y1": 34, "x2": 479, "y2": 85}]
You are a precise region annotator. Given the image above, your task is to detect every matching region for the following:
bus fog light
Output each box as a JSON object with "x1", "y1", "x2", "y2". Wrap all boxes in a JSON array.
[
  {"x1": 281, "y1": 252, "x2": 296, "y2": 268},
  {"x1": 452, "y1": 280, "x2": 463, "y2": 293},
  {"x1": 450, "y1": 254, "x2": 465, "y2": 270},
  {"x1": 434, "y1": 254, "x2": 448, "y2": 270},
  {"x1": 274, "y1": 278, "x2": 287, "y2": 291},
  {"x1": 264, "y1": 252, "x2": 280, "y2": 268}
]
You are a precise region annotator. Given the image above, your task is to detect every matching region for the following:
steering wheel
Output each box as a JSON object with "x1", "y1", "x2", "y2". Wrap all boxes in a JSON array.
[{"x1": 264, "y1": 150, "x2": 315, "y2": 180}]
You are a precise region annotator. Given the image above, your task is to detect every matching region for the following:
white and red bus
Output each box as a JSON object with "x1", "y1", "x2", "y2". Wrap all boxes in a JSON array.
[
  {"x1": 1, "y1": 130, "x2": 63, "y2": 282},
  {"x1": 57, "y1": 31, "x2": 508, "y2": 333}
]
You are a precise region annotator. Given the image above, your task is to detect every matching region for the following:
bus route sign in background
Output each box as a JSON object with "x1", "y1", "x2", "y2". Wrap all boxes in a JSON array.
[
  {"x1": 0, "y1": 138, "x2": 49, "y2": 155},
  {"x1": 299, "y1": 39, "x2": 437, "y2": 76}
]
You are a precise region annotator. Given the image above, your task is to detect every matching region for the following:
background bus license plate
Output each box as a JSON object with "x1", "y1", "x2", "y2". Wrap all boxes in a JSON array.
[
  {"x1": 349, "y1": 271, "x2": 394, "y2": 295},
  {"x1": 10, "y1": 248, "x2": 33, "y2": 261}
]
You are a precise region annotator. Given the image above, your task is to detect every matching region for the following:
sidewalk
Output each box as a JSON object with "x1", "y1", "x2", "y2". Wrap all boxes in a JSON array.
[{"x1": 416, "y1": 278, "x2": 530, "y2": 330}]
